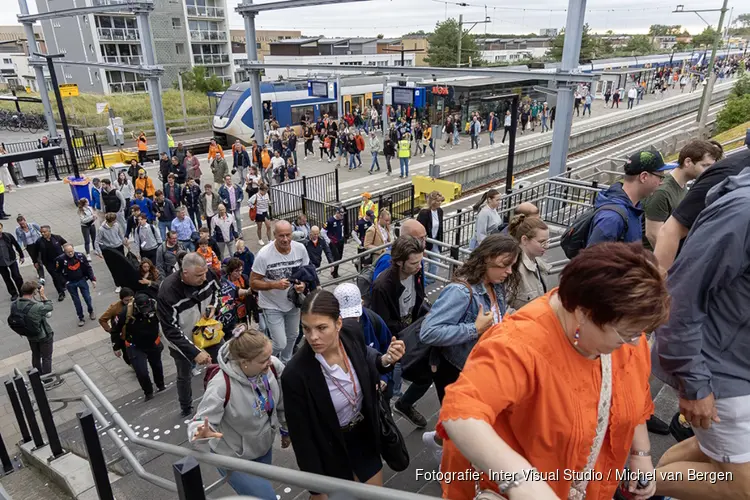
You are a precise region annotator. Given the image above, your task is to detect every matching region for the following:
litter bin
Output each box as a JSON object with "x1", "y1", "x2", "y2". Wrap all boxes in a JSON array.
[
  {"x1": 65, "y1": 176, "x2": 91, "y2": 206},
  {"x1": 109, "y1": 164, "x2": 129, "y2": 184}
]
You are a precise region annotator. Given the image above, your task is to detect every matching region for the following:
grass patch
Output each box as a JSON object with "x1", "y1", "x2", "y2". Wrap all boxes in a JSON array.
[
  {"x1": 664, "y1": 120, "x2": 750, "y2": 162},
  {"x1": 0, "y1": 89, "x2": 212, "y2": 131}
]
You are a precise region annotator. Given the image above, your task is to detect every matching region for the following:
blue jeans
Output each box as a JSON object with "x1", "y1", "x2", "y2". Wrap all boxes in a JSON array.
[
  {"x1": 489, "y1": 131, "x2": 495, "y2": 145},
  {"x1": 67, "y1": 279, "x2": 93, "y2": 320},
  {"x1": 217, "y1": 448, "x2": 275, "y2": 500},
  {"x1": 399, "y1": 157, "x2": 409, "y2": 177},
  {"x1": 541, "y1": 117, "x2": 549, "y2": 132},
  {"x1": 263, "y1": 308, "x2": 301, "y2": 364},
  {"x1": 426, "y1": 244, "x2": 440, "y2": 283},
  {"x1": 158, "y1": 220, "x2": 170, "y2": 240},
  {"x1": 369, "y1": 151, "x2": 380, "y2": 172},
  {"x1": 348, "y1": 153, "x2": 357, "y2": 170},
  {"x1": 356, "y1": 152, "x2": 362, "y2": 166}
]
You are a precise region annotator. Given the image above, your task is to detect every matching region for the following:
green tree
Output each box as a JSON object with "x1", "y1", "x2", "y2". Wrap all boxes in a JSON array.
[
  {"x1": 715, "y1": 94, "x2": 750, "y2": 133},
  {"x1": 730, "y1": 73, "x2": 750, "y2": 98},
  {"x1": 625, "y1": 35, "x2": 655, "y2": 55},
  {"x1": 546, "y1": 24, "x2": 597, "y2": 62},
  {"x1": 737, "y1": 13, "x2": 750, "y2": 28},
  {"x1": 648, "y1": 24, "x2": 682, "y2": 36},
  {"x1": 425, "y1": 19, "x2": 483, "y2": 67},
  {"x1": 692, "y1": 26, "x2": 721, "y2": 47},
  {"x1": 674, "y1": 41, "x2": 691, "y2": 51},
  {"x1": 175, "y1": 66, "x2": 227, "y2": 93}
]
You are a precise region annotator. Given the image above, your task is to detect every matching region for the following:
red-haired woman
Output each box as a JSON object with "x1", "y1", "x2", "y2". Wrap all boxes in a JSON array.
[{"x1": 437, "y1": 243, "x2": 670, "y2": 500}]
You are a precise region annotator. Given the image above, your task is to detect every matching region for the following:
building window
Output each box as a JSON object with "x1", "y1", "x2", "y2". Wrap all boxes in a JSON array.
[
  {"x1": 2, "y1": 58, "x2": 11, "y2": 64},
  {"x1": 256, "y1": 42, "x2": 261, "y2": 49},
  {"x1": 176, "y1": 43, "x2": 185, "y2": 55},
  {"x1": 290, "y1": 105, "x2": 314, "y2": 125},
  {"x1": 172, "y1": 18, "x2": 181, "y2": 28}
]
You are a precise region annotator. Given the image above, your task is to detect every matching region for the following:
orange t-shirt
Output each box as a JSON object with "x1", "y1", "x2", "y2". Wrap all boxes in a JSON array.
[
  {"x1": 437, "y1": 291, "x2": 653, "y2": 500},
  {"x1": 197, "y1": 246, "x2": 220, "y2": 274}
]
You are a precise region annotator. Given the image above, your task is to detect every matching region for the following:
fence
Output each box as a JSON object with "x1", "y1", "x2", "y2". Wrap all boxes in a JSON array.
[
  {"x1": 268, "y1": 170, "x2": 340, "y2": 225},
  {"x1": 2, "y1": 130, "x2": 105, "y2": 181}
]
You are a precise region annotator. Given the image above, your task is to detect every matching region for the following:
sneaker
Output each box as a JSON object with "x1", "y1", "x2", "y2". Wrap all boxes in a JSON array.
[
  {"x1": 77, "y1": 319, "x2": 85, "y2": 327},
  {"x1": 86, "y1": 254, "x2": 92, "y2": 261},
  {"x1": 180, "y1": 406, "x2": 193, "y2": 418},
  {"x1": 304, "y1": 156, "x2": 308, "y2": 160},
  {"x1": 57, "y1": 293, "x2": 65, "y2": 302},
  {"x1": 89, "y1": 311, "x2": 96, "y2": 320},
  {"x1": 144, "y1": 393, "x2": 154, "y2": 402},
  {"x1": 422, "y1": 431, "x2": 443, "y2": 463},
  {"x1": 646, "y1": 415, "x2": 670, "y2": 435},
  {"x1": 258, "y1": 239, "x2": 265, "y2": 246},
  {"x1": 157, "y1": 385, "x2": 166, "y2": 392},
  {"x1": 394, "y1": 401, "x2": 427, "y2": 428},
  {"x1": 421, "y1": 154, "x2": 425, "y2": 158},
  {"x1": 114, "y1": 286, "x2": 121, "y2": 294}
]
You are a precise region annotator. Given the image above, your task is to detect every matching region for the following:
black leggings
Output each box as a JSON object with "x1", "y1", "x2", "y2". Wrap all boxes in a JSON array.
[
  {"x1": 81, "y1": 223, "x2": 97, "y2": 255},
  {"x1": 433, "y1": 357, "x2": 462, "y2": 404}
]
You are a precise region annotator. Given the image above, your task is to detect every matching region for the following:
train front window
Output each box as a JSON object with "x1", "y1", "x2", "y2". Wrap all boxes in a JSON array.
[{"x1": 215, "y1": 89, "x2": 243, "y2": 118}]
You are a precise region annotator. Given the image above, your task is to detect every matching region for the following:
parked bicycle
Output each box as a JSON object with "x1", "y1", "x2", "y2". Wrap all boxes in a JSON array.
[{"x1": 0, "y1": 109, "x2": 46, "y2": 133}]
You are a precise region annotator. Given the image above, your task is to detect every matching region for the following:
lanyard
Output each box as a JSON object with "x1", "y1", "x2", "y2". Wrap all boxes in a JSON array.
[
  {"x1": 485, "y1": 284, "x2": 501, "y2": 325},
  {"x1": 249, "y1": 374, "x2": 274, "y2": 418},
  {"x1": 326, "y1": 341, "x2": 358, "y2": 411}
]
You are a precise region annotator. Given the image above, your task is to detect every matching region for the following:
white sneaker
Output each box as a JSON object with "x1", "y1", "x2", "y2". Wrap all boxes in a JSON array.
[
  {"x1": 304, "y1": 156, "x2": 308, "y2": 160},
  {"x1": 114, "y1": 286, "x2": 121, "y2": 294},
  {"x1": 86, "y1": 254, "x2": 92, "y2": 261},
  {"x1": 422, "y1": 431, "x2": 443, "y2": 463},
  {"x1": 421, "y1": 154, "x2": 425, "y2": 158},
  {"x1": 258, "y1": 239, "x2": 265, "y2": 246},
  {"x1": 318, "y1": 158, "x2": 322, "y2": 162}
]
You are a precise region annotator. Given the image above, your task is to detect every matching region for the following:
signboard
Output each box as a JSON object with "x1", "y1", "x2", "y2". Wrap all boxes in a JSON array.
[
  {"x1": 96, "y1": 102, "x2": 109, "y2": 114},
  {"x1": 392, "y1": 87, "x2": 414, "y2": 106},
  {"x1": 59, "y1": 83, "x2": 79, "y2": 97},
  {"x1": 431, "y1": 86, "x2": 449, "y2": 95},
  {"x1": 308, "y1": 80, "x2": 329, "y2": 98}
]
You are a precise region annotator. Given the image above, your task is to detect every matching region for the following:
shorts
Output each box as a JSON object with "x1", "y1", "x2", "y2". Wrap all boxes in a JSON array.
[
  {"x1": 255, "y1": 212, "x2": 268, "y2": 223},
  {"x1": 693, "y1": 394, "x2": 750, "y2": 463}
]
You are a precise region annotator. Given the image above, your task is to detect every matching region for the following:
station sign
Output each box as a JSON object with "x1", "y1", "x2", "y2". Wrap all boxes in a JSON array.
[
  {"x1": 59, "y1": 83, "x2": 79, "y2": 97},
  {"x1": 431, "y1": 86, "x2": 449, "y2": 95},
  {"x1": 308, "y1": 80, "x2": 336, "y2": 99}
]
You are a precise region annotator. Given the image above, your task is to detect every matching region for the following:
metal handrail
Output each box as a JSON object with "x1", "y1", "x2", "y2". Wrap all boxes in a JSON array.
[
  {"x1": 316, "y1": 242, "x2": 391, "y2": 272},
  {"x1": 71, "y1": 366, "x2": 434, "y2": 500}
]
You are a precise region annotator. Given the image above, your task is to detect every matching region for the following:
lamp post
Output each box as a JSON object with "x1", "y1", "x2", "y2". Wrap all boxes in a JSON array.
[{"x1": 32, "y1": 52, "x2": 80, "y2": 178}]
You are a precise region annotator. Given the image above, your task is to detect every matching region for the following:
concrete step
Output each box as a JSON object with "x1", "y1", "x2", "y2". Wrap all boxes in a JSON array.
[{"x1": 0, "y1": 466, "x2": 73, "y2": 500}]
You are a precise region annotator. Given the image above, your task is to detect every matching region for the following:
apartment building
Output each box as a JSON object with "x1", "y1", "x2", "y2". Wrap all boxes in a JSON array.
[
  {"x1": 230, "y1": 29, "x2": 301, "y2": 81},
  {"x1": 0, "y1": 25, "x2": 45, "y2": 90},
  {"x1": 375, "y1": 35, "x2": 430, "y2": 66},
  {"x1": 35, "y1": 0, "x2": 233, "y2": 94}
]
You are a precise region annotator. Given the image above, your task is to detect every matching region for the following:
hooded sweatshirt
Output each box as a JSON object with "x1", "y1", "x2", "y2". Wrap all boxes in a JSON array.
[
  {"x1": 587, "y1": 182, "x2": 643, "y2": 246},
  {"x1": 653, "y1": 167, "x2": 750, "y2": 401},
  {"x1": 188, "y1": 342, "x2": 287, "y2": 460}
]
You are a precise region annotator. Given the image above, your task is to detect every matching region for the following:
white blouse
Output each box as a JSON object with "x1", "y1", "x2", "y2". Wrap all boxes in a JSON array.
[{"x1": 315, "y1": 353, "x2": 363, "y2": 426}]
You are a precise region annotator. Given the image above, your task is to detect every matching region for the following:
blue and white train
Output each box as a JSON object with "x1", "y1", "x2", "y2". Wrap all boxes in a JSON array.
[{"x1": 212, "y1": 76, "x2": 383, "y2": 144}]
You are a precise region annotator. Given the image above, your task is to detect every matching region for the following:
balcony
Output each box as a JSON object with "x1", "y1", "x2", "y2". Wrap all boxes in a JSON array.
[
  {"x1": 186, "y1": 5, "x2": 225, "y2": 18},
  {"x1": 97, "y1": 27, "x2": 140, "y2": 42},
  {"x1": 109, "y1": 81, "x2": 148, "y2": 93},
  {"x1": 193, "y1": 53, "x2": 230, "y2": 65},
  {"x1": 189, "y1": 30, "x2": 227, "y2": 42},
  {"x1": 102, "y1": 55, "x2": 143, "y2": 65}
]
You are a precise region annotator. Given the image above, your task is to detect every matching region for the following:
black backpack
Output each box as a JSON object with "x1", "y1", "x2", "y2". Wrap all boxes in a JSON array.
[
  {"x1": 8, "y1": 301, "x2": 37, "y2": 337},
  {"x1": 122, "y1": 292, "x2": 160, "y2": 347},
  {"x1": 560, "y1": 204, "x2": 629, "y2": 259}
]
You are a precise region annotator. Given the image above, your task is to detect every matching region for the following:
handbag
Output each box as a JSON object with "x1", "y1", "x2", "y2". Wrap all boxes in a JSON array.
[
  {"x1": 249, "y1": 206, "x2": 257, "y2": 222},
  {"x1": 377, "y1": 388, "x2": 409, "y2": 472},
  {"x1": 192, "y1": 316, "x2": 225, "y2": 350}
]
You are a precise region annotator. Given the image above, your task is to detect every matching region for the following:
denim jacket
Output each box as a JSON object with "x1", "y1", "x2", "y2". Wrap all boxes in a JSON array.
[{"x1": 420, "y1": 280, "x2": 508, "y2": 371}]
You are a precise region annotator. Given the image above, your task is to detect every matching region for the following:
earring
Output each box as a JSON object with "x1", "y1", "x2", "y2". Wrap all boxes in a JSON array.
[{"x1": 573, "y1": 328, "x2": 580, "y2": 347}]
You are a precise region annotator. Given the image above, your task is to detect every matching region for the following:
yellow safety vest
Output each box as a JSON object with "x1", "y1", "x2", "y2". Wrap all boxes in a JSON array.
[
  {"x1": 167, "y1": 134, "x2": 175, "y2": 148},
  {"x1": 0, "y1": 181, "x2": 5, "y2": 194},
  {"x1": 397, "y1": 139, "x2": 410, "y2": 158}
]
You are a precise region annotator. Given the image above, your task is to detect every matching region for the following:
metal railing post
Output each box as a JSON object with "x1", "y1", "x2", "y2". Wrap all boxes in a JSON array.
[
  {"x1": 173, "y1": 456, "x2": 207, "y2": 500},
  {"x1": 452, "y1": 209, "x2": 463, "y2": 259},
  {"x1": 78, "y1": 410, "x2": 114, "y2": 500},
  {"x1": 334, "y1": 168, "x2": 340, "y2": 202},
  {"x1": 409, "y1": 184, "x2": 415, "y2": 215},
  {"x1": 0, "y1": 432, "x2": 14, "y2": 474},
  {"x1": 27, "y1": 369, "x2": 65, "y2": 460},
  {"x1": 4, "y1": 380, "x2": 31, "y2": 444},
  {"x1": 13, "y1": 375, "x2": 43, "y2": 448},
  {"x1": 302, "y1": 175, "x2": 307, "y2": 198}
]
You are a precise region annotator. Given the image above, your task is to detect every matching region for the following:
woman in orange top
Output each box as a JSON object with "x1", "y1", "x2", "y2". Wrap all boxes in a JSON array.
[
  {"x1": 437, "y1": 243, "x2": 670, "y2": 500},
  {"x1": 135, "y1": 169, "x2": 156, "y2": 199},
  {"x1": 137, "y1": 131, "x2": 148, "y2": 165},
  {"x1": 207, "y1": 138, "x2": 224, "y2": 163}
]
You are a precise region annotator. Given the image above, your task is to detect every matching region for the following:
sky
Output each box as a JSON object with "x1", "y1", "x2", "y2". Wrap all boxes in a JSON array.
[{"x1": 2, "y1": 0, "x2": 747, "y2": 38}]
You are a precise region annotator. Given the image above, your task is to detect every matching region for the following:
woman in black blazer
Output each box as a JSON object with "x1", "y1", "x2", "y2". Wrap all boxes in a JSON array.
[
  {"x1": 416, "y1": 190, "x2": 444, "y2": 284},
  {"x1": 282, "y1": 290, "x2": 405, "y2": 497}
]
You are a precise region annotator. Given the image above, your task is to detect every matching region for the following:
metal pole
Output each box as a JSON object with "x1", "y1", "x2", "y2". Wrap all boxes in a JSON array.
[
  {"x1": 17, "y1": 0, "x2": 58, "y2": 138},
  {"x1": 13, "y1": 376, "x2": 43, "y2": 448},
  {"x1": 42, "y1": 56, "x2": 81, "y2": 179},
  {"x1": 0, "y1": 432, "x2": 14, "y2": 474},
  {"x1": 548, "y1": 0, "x2": 587, "y2": 178},
  {"x1": 457, "y1": 14, "x2": 463, "y2": 67},
  {"x1": 243, "y1": 2, "x2": 266, "y2": 146},
  {"x1": 178, "y1": 71, "x2": 188, "y2": 129},
  {"x1": 135, "y1": 11, "x2": 169, "y2": 159},
  {"x1": 27, "y1": 369, "x2": 65, "y2": 460},
  {"x1": 382, "y1": 75, "x2": 389, "y2": 140},
  {"x1": 173, "y1": 456, "x2": 207, "y2": 500},
  {"x1": 505, "y1": 94, "x2": 519, "y2": 194},
  {"x1": 4, "y1": 381, "x2": 31, "y2": 444},
  {"x1": 77, "y1": 410, "x2": 114, "y2": 500},
  {"x1": 697, "y1": 0, "x2": 728, "y2": 130}
]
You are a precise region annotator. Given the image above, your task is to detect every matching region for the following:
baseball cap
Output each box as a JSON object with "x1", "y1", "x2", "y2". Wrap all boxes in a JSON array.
[
  {"x1": 337, "y1": 206, "x2": 346, "y2": 214},
  {"x1": 333, "y1": 283, "x2": 362, "y2": 319},
  {"x1": 623, "y1": 150, "x2": 669, "y2": 175},
  {"x1": 365, "y1": 209, "x2": 375, "y2": 218}
]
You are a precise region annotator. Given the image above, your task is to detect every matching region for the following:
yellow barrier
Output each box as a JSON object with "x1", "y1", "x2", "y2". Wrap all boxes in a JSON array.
[
  {"x1": 411, "y1": 175, "x2": 462, "y2": 205},
  {"x1": 100, "y1": 150, "x2": 138, "y2": 168}
]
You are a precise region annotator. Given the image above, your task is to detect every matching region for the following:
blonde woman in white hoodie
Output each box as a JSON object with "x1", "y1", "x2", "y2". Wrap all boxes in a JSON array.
[{"x1": 188, "y1": 325, "x2": 288, "y2": 499}]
